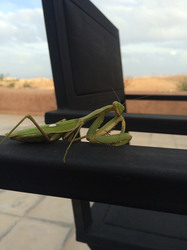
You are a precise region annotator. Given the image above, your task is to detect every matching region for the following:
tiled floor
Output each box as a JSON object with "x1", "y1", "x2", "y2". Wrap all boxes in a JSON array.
[
  {"x1": 0, "y1": 190, "x2": 89, "y2": 250},
  {"x1": 0, "y1": 114, "x2": 90, "y2": 250},
  {"x1": 0, "y1": 114, "x2": 186, "y2": 250}
]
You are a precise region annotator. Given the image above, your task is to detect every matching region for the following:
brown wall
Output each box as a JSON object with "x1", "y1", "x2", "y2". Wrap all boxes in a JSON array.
[
  {"x1": 0, "y1": 88, "x2": 186, "y2": 116},
  {"x1": 0, "y1": 89, "x2": 57, "y2": 115},
  {"x1": 125, "y1": 91, "x2": 187, "y2": 115},
  {"x1": 126, "y1": 99, "x2": 187, "y2": 115}
]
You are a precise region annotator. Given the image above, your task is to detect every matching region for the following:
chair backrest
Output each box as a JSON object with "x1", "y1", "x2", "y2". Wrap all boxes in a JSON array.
[{"x1": 42, "y1": 0, "x2": 125, "y2": 111}]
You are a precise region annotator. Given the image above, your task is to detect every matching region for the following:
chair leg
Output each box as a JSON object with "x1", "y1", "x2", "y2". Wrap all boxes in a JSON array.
[
  {"x1": 89, "y1": 247, "x2": 101, "y2": 250},
  {"x1": 71, "y1": 199, "x2": 92, "y2": 240}
]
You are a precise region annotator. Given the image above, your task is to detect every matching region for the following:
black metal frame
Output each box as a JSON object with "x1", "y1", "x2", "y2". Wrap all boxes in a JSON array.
[
  {"x1": 0, "y1": 0, "x2": 187, "y2": 249},
  {"x1": 41, "y1": 1, "x2": 187, "y2": 249}
]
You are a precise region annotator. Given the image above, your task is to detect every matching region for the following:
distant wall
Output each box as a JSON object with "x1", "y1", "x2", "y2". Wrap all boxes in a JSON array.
[
  {"x1": 0, "y1": 89, "x2": 57, "y2": 115},
  {"x1": 0, "y1": 88, "x2": 186, "y2": 116},
  {"x1": 126, "y1": 91, "x2": 187, "y2": 115}
]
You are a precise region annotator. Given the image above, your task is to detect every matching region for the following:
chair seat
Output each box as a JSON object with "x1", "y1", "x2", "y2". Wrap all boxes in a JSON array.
[{"x1": 82, "y1": 203, "x2": 187, "y2": 250}]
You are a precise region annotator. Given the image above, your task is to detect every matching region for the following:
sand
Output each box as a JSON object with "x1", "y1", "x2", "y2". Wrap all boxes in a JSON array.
[{"x1": 124, "y1": 75, "x2": 187, "y2": 92}]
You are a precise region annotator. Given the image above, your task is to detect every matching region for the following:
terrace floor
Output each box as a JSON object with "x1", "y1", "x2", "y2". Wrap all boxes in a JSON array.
[{"x1": 0, "y1": 114, "x2": 186, "y2": 250}]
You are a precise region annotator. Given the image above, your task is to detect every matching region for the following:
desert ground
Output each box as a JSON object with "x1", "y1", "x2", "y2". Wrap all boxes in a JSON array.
[
  {"x1": 124, "y1": 75, "x2": 186, "y2": 92},
  {"x1": 0, "y1": 75, "x2": 187, "y2": 115}
]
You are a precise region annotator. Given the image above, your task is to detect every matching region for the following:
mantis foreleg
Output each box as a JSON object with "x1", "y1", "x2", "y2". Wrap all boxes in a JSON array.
[
  {"x1": 91, "y1": 133, "x2": 132, "y2": 146},
  {"x1": 87, "y1": 115, "x2": 131, "y2": 145},
  {"x1": 95, "y1": 116, "x2": 126, "y2": 136},
  {"x1": 87, "y1": 113, "x2": 105, "y2": 140},
  {"x1": 87, "y1": 115, "x2": 125, "y2": 139}
]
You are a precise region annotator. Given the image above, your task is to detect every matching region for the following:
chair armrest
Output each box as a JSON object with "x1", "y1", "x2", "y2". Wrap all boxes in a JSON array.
[
  {"x1": 125, "y1": 113, "x2": 187, "y2": 134},
  {"x1": 1, "y1": 136, "x2": 187, "y2": 215},
  {"x1": 125, "y1": 94, "x2": 187, "y2": 101}
]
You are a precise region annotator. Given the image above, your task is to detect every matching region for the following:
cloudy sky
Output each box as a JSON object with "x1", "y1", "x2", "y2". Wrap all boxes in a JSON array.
[{"x1": 0, "y1": 0, "x2": 187, "y2": 79}]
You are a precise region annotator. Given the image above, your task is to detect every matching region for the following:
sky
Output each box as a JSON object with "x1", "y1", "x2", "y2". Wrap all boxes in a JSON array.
[{"x1": 0, "y1": 0, "x2": 187, "y2": 79}]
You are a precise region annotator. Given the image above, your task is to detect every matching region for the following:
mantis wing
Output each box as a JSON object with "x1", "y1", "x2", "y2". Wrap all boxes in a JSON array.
[{"x1": 6, "y1": 118, "x2": 81, "y2": 143}]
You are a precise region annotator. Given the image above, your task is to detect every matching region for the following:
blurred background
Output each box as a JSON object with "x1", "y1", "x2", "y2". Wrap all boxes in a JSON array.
[{"x1": 0, "y1": 0, "x2": 187, "y2": 115}]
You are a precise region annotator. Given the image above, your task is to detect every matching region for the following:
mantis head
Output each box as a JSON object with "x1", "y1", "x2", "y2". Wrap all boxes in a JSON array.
[{"x1": 113, "y1": 101, "x2": 125, "y2": 116}]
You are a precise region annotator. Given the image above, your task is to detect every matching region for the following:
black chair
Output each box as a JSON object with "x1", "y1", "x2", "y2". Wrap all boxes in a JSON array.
[
  {"x1": 1, "y1": 0, "x2": 187, "y2": 249},
  {"x1": 42, "y1": 1, "x2": 187, "y2": 249}
]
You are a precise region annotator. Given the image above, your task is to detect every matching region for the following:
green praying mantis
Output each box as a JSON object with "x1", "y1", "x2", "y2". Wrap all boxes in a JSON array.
[{"x1": 0, "y1": 101, "x2": 132, "y2": 162}]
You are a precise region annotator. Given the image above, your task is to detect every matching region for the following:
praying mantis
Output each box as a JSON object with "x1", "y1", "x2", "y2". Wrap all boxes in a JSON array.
[{"x1": 0, "y1": 101, "x2": 132, "y2": 162}]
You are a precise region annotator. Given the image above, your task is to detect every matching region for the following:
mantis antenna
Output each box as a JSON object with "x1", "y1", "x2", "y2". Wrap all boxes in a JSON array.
[
  {"x1": 111, "y1": 87, "x2": 126, "y2": 108},
  {"x1": 111, "y1": 87, "x2": 121, "y2": 102}
]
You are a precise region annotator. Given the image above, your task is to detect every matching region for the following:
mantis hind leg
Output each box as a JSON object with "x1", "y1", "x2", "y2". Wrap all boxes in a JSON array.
[
  {"x1": 63, "y1": 122, "x2": 84, "y2": 163},
  {"x1": 0, "y1": 115, "x2": 50, "y2": 145}
]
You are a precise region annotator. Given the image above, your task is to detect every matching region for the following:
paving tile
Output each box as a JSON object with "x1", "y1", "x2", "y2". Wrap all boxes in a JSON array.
[
  {"x1": 173, "y1": 135, "x2": 187, "y2": 149},
  {"x1": 0, "y1": 190, "x2": 43, "y2": 216},
  {"x1": 148, "y1": 133, "x2": 177, "y2": 148},
  {"x1": 0, "y1": 218, "x2": 70, "y2": 250},
  {"x1": 62, "y1": 228, "x2": 90, "y2": 250},
  {"x1": 28, "y1": 196, "x2": 74, "y2": 224},
  {"x1": 0, "y1": 214, "x2": 19, "y2": 239}
]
